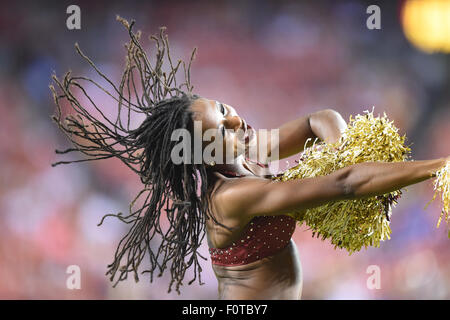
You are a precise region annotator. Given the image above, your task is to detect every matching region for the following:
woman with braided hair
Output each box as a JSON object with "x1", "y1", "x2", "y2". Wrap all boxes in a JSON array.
[{"x1": 51, "y1": 17, "x2": 449, "y2": 299}]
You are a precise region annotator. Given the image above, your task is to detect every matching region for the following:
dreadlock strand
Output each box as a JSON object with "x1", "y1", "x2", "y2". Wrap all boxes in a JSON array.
[{"x1": 51, "y1": 17, "x2": 216, "y2": 294}]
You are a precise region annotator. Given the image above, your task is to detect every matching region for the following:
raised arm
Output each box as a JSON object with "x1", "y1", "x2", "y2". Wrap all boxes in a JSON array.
[
  {"x1": 214, "y1": 157, "x2": 448, "y2": 221},
  {"x1": 261, "y1": 109, "x2": 347, "y2": 161}
]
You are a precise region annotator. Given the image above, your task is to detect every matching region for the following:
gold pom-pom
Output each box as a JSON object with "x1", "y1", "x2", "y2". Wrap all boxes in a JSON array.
[
  {"x1": 276, "y1": 110, "x2": 411, "y2": 253},
  {"x1": 427, "y1": 161, "x2": 450, "y2": 233}
]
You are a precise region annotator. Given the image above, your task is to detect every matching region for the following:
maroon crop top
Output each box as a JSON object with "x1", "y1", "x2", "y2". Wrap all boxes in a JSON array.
[{"x1": 208, "y1": 158, "x2": 297, "y2": 266}]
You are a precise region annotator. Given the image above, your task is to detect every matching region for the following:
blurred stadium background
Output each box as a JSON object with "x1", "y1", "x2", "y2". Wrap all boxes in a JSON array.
[{"x1": 0, "y1": 0, "x2": 449, "y2": 299}]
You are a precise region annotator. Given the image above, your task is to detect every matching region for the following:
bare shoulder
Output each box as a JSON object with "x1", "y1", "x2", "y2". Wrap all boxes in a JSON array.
[
  {"x1": 209, "y1": 174, "x2": 272, "y2": 222},
  {"x1": 206, "y1": 174, "x2": 268, "y2": 247}
]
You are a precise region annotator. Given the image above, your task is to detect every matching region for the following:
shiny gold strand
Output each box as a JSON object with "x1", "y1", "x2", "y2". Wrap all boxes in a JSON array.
[{"x1": 427, "y1": 161, "x2": 450, "y2": 235}]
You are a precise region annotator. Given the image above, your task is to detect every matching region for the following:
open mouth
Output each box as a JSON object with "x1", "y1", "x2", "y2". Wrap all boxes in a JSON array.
[
  {"x1": 236, "y1": 119, "x2": 255, "y2": 145},
  {"x1": 244, "y1": 123, "x2": 255, "y2": 144}
]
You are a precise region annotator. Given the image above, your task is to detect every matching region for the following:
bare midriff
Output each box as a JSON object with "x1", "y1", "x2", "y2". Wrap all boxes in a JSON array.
[{"x1": 211, "y1": 239, "x2": 302, "y2": 300}]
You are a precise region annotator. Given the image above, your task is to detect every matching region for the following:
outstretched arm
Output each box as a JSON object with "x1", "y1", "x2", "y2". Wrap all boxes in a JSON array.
[
  {"x1": 260, "y1": 109, "x2": 347, "y2": 161},
  {"x1": 214, "y1": 157, "x2": 448, "y2": 221}
]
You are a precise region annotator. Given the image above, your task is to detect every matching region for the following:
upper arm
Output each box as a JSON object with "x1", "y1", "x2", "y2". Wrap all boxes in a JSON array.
[
  {"x1": 257, "y1": 109, "x2": 346, "y2": 161},
  {"x1": 275, "y1": 115, "x2": 315, "y2": 159},
  {"x1": 213, "y1": 171, "x2": 349, "y2": 220}
]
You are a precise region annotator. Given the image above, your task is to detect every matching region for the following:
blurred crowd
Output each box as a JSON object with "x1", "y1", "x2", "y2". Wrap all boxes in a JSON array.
[{"x1": 0, "y1": 0, "x2": 449, "y2": 299}]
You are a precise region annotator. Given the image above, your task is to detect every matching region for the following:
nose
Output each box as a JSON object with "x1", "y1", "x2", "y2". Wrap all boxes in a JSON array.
[{"x1": 224, "y1": 115, "x2": 242, "y2": 131}]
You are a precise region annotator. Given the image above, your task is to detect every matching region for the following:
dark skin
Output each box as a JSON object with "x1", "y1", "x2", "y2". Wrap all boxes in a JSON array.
[{"x1": 190, "y1": 98, "x2": 449, "y2": 300}]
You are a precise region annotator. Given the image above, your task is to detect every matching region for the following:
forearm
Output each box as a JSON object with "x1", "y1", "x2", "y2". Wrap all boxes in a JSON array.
[
  {"x1": 309, "y1": 109, "x2": 347, "y2": 144},
  {"x1": 274, "y1": 109, "x2": 346, "y2": 160},
  {"x1": 226, "y1": 158, "x2": 447, "y2": 218},
  {"x1": 342, "y1": 158, "x2": 447, "y2": 198}
]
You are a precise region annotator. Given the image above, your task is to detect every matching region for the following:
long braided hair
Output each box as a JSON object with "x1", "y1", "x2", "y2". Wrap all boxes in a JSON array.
[{"x1": 50, "y1": 16, "x2": 216, "y2": 293}]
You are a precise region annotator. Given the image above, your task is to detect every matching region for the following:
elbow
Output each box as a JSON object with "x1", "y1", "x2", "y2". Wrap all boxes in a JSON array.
[
  {"x1": 336, "y1": 164, "x2": 372, "y2": 199},
  {"x1": 315, "y1": 108, "x2": 342, "y2": 119},
  {"x1": 335, "y1": 166, "x2": 356, "y2": 199},
  {"x1": 309, "y1": 108, "x2": 346, "y2": 137},
  {"x1": 341, "y1": 180, "x2": 355, "y2": 199},
  {"x1": 321, "y1": 109, "x2": 346, "y2": 127}
]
